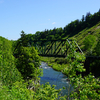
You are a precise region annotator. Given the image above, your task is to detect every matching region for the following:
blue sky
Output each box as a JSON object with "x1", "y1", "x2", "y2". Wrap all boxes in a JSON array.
[{"x1": 0, "y1": 0, "x2": 100, "y2": 40}]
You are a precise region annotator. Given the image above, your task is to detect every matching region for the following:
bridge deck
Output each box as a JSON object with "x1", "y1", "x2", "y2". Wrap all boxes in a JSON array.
[
  {"x1": 34, "y1": 39, "x2": 100, "y2": 59},
  {"x1": 39, "y1": 54, "x2": 66, "y2": 57},
  {"x1": 39, "y1": 54, "x2": 100, "y2": 59}
]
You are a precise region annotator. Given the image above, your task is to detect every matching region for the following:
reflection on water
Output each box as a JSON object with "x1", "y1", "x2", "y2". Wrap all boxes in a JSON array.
[{"x1": 40, "y1": 62, "x2": 73, "y2": 96}]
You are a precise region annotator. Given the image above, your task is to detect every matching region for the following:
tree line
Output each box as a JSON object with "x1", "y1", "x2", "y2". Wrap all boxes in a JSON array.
[{"x1": 22, "y1": 9, "x2": 100, "y2": 45}]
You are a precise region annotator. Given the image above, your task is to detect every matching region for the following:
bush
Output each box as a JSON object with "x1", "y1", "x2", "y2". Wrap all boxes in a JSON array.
[
  {"x1": 16, "y1": 46, "x2": 41, "y2": 80},
  {"x1": 32, "y1": 82, "x2": 66, "y2": 100},
  {"x1": 64, "y1": 39, "x2": 100, "y2": 100},
  {"x1": 0, "y1": 81, "x2": 34, "y2": 100},
  {"x1": 0, "y1": 37, "x2": 22, "y2": 87}
]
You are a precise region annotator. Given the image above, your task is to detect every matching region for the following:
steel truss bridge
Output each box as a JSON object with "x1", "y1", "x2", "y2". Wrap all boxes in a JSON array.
[{"x1": 33, "y1": 39, "x2": 83, "y2": 57}]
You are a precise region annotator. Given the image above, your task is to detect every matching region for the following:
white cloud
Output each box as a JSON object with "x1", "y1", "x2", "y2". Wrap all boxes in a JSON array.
[{"x1": 52, "y1": 22, "x2": 56, "y2": 24}]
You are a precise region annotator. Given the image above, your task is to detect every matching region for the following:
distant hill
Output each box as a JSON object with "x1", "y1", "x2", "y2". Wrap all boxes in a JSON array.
[{"x1": 16, "y1": 9, "x2": 100, "y2": 56}]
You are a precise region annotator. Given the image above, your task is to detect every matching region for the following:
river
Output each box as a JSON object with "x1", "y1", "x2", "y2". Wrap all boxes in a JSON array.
[{"x1": 40, "y1": 62, "x2": 73, "y2": 96}]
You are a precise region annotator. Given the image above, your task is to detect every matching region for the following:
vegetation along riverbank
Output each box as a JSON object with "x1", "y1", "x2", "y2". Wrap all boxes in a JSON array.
[
  {"x1": 0, "y1": 9, "x2": 100, "y2": 99},
  {"x1": 40, "y1": 40, "x2": 100, "y2": 99},
  {"x1": 0, "y1": 35, "x2": 66, "y2": 100}
]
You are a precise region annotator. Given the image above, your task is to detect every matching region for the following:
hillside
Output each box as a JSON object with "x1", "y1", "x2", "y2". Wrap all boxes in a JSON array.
[
  {"x1": 19, "y1": 9, "x2": 100, "y2": 57},
  {"x1": 19, "y1": 21, "x2": 100, "y2": 57},
  {"x1": 70, "y1": 21, "x2": 100, "y2": 56}
]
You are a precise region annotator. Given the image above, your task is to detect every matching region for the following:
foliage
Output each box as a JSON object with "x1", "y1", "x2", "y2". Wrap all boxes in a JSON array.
[
  {"x1": 0, "y1": 36, "x2": 67, "y2": 100},
  {"x1": 12, "y1": 9, "x2": 100, "y2": 55},
  {"x1": 1, "y1": 8, "x2": 100, "y2": 99},
  {"x1": 0, "y1": 36, "x2": 34, "y2": 99},
  {"x1": 13, "y1": 31, "x2": 42, "y2": 80},
  {"x1": 0, "y1": 36, "x2": 22, "y2": 87},
  {"x1": 41, "y1": 39, "x2": 100, "y2": 99},
  {"x1": 64, "y1": 39, "x2": 100, "y2": 100},
  {"x1": 33, "y1": 82, "x2": 62, "y2": 100},
  {"x1": 16, "y1": 46, "x2": 41, "y2": 80},
  {"x1": 87, "y1": 35, "x2": 100, "y2": 77},
  {"x1": 21, "y1": 8, "x2": 100, "y2": 46},
  {"x1": 70, "y1": 74, "x2": 100, "y2": 100},
  {"x1": 0, "y1": 81, "x2": 67, "y2": 100},
  {"x1": 41, "y1": 57, "x2": 68, "y2": 72},
  {"x1": 62, "y1": 40, "x2": 86, "y2": 78},
  {"x1": 0, "y1": 81, "x2": 34, "y2": 100}
]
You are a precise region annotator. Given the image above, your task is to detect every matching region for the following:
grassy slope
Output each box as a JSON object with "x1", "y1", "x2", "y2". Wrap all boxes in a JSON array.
[
  {"x1": 70, "y1": 21, "x2": 100, "y2": 54},
  {"x1": 40, "y1": 22, "x2": 100, "y2": 73}
]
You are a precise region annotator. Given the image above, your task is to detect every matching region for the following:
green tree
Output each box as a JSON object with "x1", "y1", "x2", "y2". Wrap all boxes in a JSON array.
[
  {"x1": 16, "y1": 46, "x2": 41, "y2": 80},
  {"x1": 0, "y1": 36, "x2": 22, "y2": 87}
]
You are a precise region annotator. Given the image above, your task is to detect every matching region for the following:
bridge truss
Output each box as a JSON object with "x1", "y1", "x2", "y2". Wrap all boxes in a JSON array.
[{"x1": 33, "y1": 39, "x2": 83, "y2": 57}]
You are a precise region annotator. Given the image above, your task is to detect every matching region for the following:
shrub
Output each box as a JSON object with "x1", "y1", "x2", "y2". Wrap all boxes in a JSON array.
[
  {"x1": 0, "y1": 37, "x2": 22, "y2": 87},
  {"x1": 16, "y1": 46, "x2": 41, "y2": 80},
  {"x1": 33, "y1": 82, "x2": 64, "y2": 100},
  {"x1": 64, "y1": 39, "x2": 100, "y2": 100},
  {"x1": 0, "y1": 81, "x2": 34, "y2": 100}
]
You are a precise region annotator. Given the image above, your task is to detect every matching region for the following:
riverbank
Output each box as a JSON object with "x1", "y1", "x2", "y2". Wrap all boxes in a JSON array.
[
  {"x1": 40, "y1": 56, "x2": 69, "y2": 75},
  {"x1": 40, "y1": 56, "x2": 100, "y2": 99},
  {"x1": 40, "y1": 62, "x2": 73, "y2": 96}
]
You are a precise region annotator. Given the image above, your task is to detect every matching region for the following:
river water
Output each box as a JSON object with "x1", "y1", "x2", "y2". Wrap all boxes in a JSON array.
[{"x1": 40, "y1": 62, "x2": 73, "y2": 96}]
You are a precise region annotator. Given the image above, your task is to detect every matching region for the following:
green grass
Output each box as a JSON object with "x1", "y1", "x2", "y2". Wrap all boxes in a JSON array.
[
  {"x1": 68, "y1": 22, "x2": 100, "y2": 55},
  {"x1": 40, "y1": 56, "x2": 68, "y2": 74}
]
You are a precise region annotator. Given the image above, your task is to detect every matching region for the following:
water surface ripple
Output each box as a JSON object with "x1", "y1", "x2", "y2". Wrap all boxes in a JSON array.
[{"x1": 40, "y1": 62, "x2": 73, "y2": 96}]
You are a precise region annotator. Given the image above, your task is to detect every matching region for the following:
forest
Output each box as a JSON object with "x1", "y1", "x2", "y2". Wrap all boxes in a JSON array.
[
  {"x1": 0, "y1": 9, "x2": 100, "y2": 99},
  {"x1": 21, "y1": 9, "x2": 100, "y2": 42}
]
